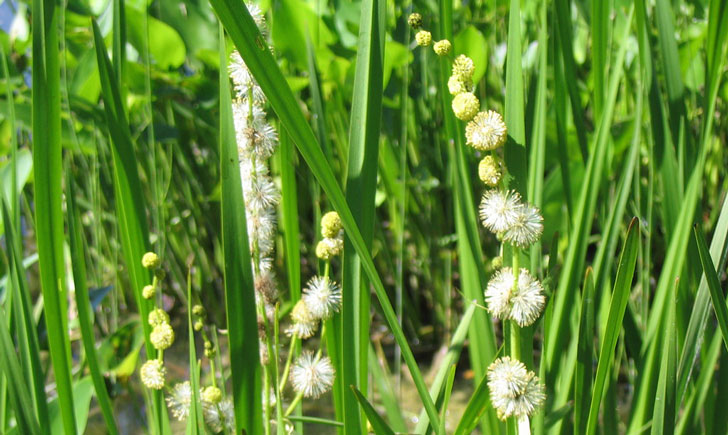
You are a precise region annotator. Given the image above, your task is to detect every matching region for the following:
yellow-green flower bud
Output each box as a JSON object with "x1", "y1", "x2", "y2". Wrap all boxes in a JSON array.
[
  {"x1": 321, "y1": 211, "x2": 342, "y2": 239},
  {"x1": 452, "y1": 92, "x2": 479, "y2": 121},
  {"x1": 193, "y1": 320, "x2": 204, "y2": 331},
  {"x1": 491, "y1": 256, "x2": 504, "y2": 269},
  {"x1": 408, "y1": 12, "x2": 423, "y2": 29},
  {"x1": 201, "y1": 386, "x2": 223, "y2": 404},
  {"x1": 140, "y1": 359, "x2": 166, "y2": 390},
  {"x1": 316, "y1": 238, "x2": 344, "y2": 260},
  {"x1": 192, "y1": 304, "x2": 205, "y2": 317},
  {"x1": 452, "y1": 54, "x2": 475, "y2": 81},
  {"x1": 204, "y1": 342, "x2": 216, "y2": 358},
  {"x1": 478, "y1": 156, "x2": 502, "y2": 187},
  {"x1": 142, "y1": 285, "x2": 155, "y2": 300},
  {"x1": 415, "y1": 30, "x2": 432, "y2": 47},
  {"x1": 151, "y1": 323, "x2": 175, "y2": 350},
  {"x1": 433, "y1": 39, "x2": 451, "y2": 56},
  {"x1": 448, "y1": 75, "x2": 472, "y2": 95},
  {"x1": 148, "y1": 308, "x2": 170, "y2": 326},
  {"x1": 141, "y1": 252, "x2": 160, "y2": 269}
]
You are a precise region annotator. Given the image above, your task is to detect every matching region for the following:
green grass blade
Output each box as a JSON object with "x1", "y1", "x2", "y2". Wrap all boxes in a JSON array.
[
  {"x1": 0, "y1": 305, "x2": 40, "y2": 435},
  {"x1": 65, "y1": 173, "x2": 118, "y2": 434},
  {"x1": 217, "y1": 25, "x2": 263, "y2": 434},
  {"x1": 367, "y1": 345, "x2": 407, "y2": 433},
  {"x1": 503, "y1": 0, "x2": 527, "y2": 193},
  {"x1": 414, "y1": 303, "x2": 476, "y2": 432},
  {"x1": 585, "y1": 217, "x2": 639, "y2": 435},
  {"x1": 340, "y1": 0, "x2": 384, "y2": 429},
  {"x1": 186, "y1": 270, "x2": 204, "y2": 435},
  {"x1": 544, "y1": 6, "x2": 634, "y2": 380},
  {"x1": 287, "y1": 415, "x2": 344, "y2": 428},
  {"x1": 438, "y1": 365, "x2": 457, "y2": 435},
  {"x1": 453, "y1": 366, "x2": 496, "y2": 435},
  {"x1": 651, "y1": 278, "x2": 678, "y2": 435},
  {"x1": 31, "y1": 0, "x2": 76, "y2": 431},
  {"x1": 209, "y1": 0, "x2": 441, "y2": 427},
  {"x1": 1, "y1": 202, "x2": 49, "y2": 426},
  {"x1": 279, "y1": 129, "x2": 301, "y2": 301},
  {"x1": 351, "y1": 387, "x2": 395, "y2": 435},
  {"x1": 694, "y1": 226, "x2": 728, "y2": 352},
  {"x1": 677, "y1": 194, "x2": 728, "y2": 405},
  {"x1": 574, "y1": 268, "x2": 595, "y2": 434}
]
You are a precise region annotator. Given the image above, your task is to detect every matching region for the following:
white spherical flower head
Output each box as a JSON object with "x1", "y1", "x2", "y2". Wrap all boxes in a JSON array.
[
  {"x1": 291, "y1": 351, "x2": 335, "y2": 398},
  {"x1": 228, "y1": 51, "x2": 265, "y2": 103},
  {"x1": 287, "y1": 300, "x2": 319, "y2": 339},
  {"x1": 502, "y1": 203, "x2": 544, "y2": 248},
  {"x1": 245, "y1": 174, "x2": 280, "y2": 211},
  {"x1": 303, "y1": 276, "x2": 342, "y2": 320},
  {"x1": 166, "y1": 381, "x2": 192, "y2": 421},
  {"x1": 487, "y1": 357, "x2": 529, "y2": 399},
  {"x1": 484, "y1": 268, "x2": 515, "y2": 320},
  {"x1": 479, "y1": 190, "x2": 522, "y2": 234},
  {"x1": 465, "y1": 110, "x2": 508, "y2": 151},
  {"x1": 140, "y1": 359, "x2": 166, "y2": 390},
  {"x1": 488, "y1": 357, "x2": 546, "y2": 420},
  {"x1": 509, "y1": 269, "x2": 545, "y2": 327}
]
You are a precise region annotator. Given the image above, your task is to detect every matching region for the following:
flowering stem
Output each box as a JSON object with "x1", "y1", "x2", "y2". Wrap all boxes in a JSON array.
[
  {"x1": 510, "y1": 246, "x2": 521, "y2": 361},
  {"x1": 278, "y1": 335, "x2": 298, "y2": 395}
]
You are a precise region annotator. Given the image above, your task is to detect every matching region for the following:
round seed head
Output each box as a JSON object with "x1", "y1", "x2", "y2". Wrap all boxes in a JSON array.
[
  {"x1": 433, "y1": 39, "x2": 451, "y2": 56},
  {"x1": 321, "y1": 211, "x2": 342, "y2": 238},
  {"x1": 466, "y1": 110, "x2": 508, "y2": 151},
  {"x1": 201, "y1": 386, "x2": 223, "y2": 405},
  {"x1": 316, "y1": 237, "x2": 344, "y2": 260},
  {"x1": 478, "y1": 155, "x2": 502, "y2": 186},
  {"x1": 479, "y1": 190, "x2": 522, "y2": 234},
  {"x1": 287, "y1": 300, "x2": 318, "y2": 339},
  {"x1": 140, "y1": 359, "x2": 166, "y2": 390},
  {"x1": 142, "y1": 252, "x2": 160, "y2": 269},
  {"x1": 502, "y1": 204, "x2": 544, "y2": 248},
  {"x1": 452, "y1": 54, "x2": 475, "y2": 80},
  {"x1": 452, "y1": 92, "x2": 480, "y2": 121},
  {"x1": 142, "y1": 284, "x2": 155, "y2": 300},
  {"x1": 151, "y1": 322, "x2": 175, "y2": 350},
  {"x1": 408, "y1": 12, "x2": 423, "y2": 28},
  {"x1": 148, "y1": 308, "x2": 170, "y2": 327},
  {"x1": 415, "y1": 30, "x2": 432, "y2": 47},
  {"x1": 302, "y1": 276, "x2": 342, "y2": 320}
]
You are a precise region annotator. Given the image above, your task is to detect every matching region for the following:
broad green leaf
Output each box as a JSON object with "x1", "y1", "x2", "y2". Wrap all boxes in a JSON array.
[{"x1": 126, "y1": 8, "x2": 187, "y2": 70}]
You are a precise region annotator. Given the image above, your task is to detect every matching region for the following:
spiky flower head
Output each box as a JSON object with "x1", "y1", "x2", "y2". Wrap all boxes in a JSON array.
[
  {"x1": 316, "y1": 237, "x2": 344, "y2": 260},
  {"x1": 502, "y1": 204, "x2": 544, "y2": 248},
  {"x1": 478, "y1": 155, "x2": 502, "y2": 187},
  {"x1": 452, "y1": 54, "x2": 475, "y2": 80},
  {"x1": 488, "y1": 357, "x2": 545, "y2": 420},
  {"x1": 448, "y1": 75, "x2": 473, "y2": 95},
  {"x1": 479, "y1": 190, "x2": 522, "y2": 234},
  {"x1": 287, "y1": 300, "x2": 318, "y2": 339},
  {"x1": 142, "y1": 252, "x2": 160, "y2": 269},
  {"x1": 148, "y1": 308, "x2": 170, "y2": 327},
  {"x1": 452, "y1": 92, "x2": 480, "y2": 121},
  {"x1": 321, "y1": 211, "x2": 343, "y2": 238},
  {"x1": 433, "y1": 39, "x2": 451, "y2": 56},
  {"x1": 203, "y1": 397, "x2": 235, "y2": 433},
  {"x1": 408, "y1": 12, "x2": 423, "y2": 29},
  {"x1": 484, "y1": 268, "x2": 545, "y2": 327},
  {"x1": 151, "y1": 322, "x2": 175, "y2": 350},
  {"x1": 201, "y1": 386, "x2": 223, "y2": 404},
  {"x1": 303, "y1": 276, "x2": 342, "y2": 320},
  {"x1": 466, "y1": 110, "x2": 508, "y2": 151},
  {"x1": 291, "y1": 351, "x2": 335, "y2": 398},
  {"x1": 142, "y1": 284, "x2": 155, "y2": 300},
  {"x1": 166, "y1": 381, "x2": 192, "y2": 421},
  {"x1": 415, "y1": 30, "x2": 432, "y2": 47},
  {"x1": 140, "y1": 359, "x2": 166, "y2": 390}
]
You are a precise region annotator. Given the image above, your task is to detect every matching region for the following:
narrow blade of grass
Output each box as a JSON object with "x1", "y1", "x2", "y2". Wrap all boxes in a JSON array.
[
  {"x1": 340, "y1": 0, "x2": 384, "y2": 430},
  {"x1": 65, "y1": 172, "x2": 118, "y2": 434},
  {"x1": 574, "y1": 268, "x2": 595, "y2": 434},
  {"x1": 31, "y1": 0, "x2": 76, "y2": 431},
  {"x1": 217, "y1": 25, "x2": 262, "y2": 434},
  {"x1": 651, "y1": 278, "x2": 678, "y2": 435},
  {"x1": 694, "y1": 226, "x2": 728, "y2": 351},
  {"x1": 585, "y1": 217, "x2": 639, "y2": 435},
  {"x1": 503, "y1": 0, "x2": 527, "y2": 193},
  {"x1": 351, "y1": 387, "x2": 395, "y2": 435},
  {"x1": 367, "y1": 344, "x2": 407, "y2": 433},
  {"x1": 208, "y1": 0, "x2": 441, "y2": 427},
  {"x1": 186, "y1": 269, "x2": 204, "y2": 435}
]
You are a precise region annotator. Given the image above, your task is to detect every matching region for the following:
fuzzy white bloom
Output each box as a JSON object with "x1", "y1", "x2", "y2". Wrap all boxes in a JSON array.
[
  {"x1": 229, "y1": 51, "x2": 265, "y2": 103},
  {"x1": 485, "y1": 268, "x2": 545, "y2": 327},
  {"x1": 287, "y1": 300, "x2": 319, "y2": 339},
  {"x1": 140, "y1": 359, "x2": 166, "y2": 390},
  {"x1": 479, "y1": 190, "x2": 522, "y2": 234},
  {"x1": 233, "y1": 102, "x2": 278, "y2": 160},
  {"x1": 166, "y1": 381, "x2": 192, "y2": 421},
  {"x1": 303, "y1": 276, "x2": 342, "y2": 320},
  {"x1": 465, "y1": 110, "x2": 508, "y2": 151},
  {"x1": 502, "y1": 204, "x2": 544, "y2": 248},
  {"x1": 245, "y1": 207, "x2": 277, "y2": 255},
  {"x1": 291, "y1": 351, "x2": 335, "y2": 398},
  {"x1": 488, "y1": 357, "x2": 545, "y2": 421},
  {"x1": 244, "y1": 174, "x2": 281, "y2": 211},
  {"x1": 488, "y1": 357, "x2": 545, "y2": 420},
  {"x1": 203, "y1": 397, "x2": 235, "y2": 433}
]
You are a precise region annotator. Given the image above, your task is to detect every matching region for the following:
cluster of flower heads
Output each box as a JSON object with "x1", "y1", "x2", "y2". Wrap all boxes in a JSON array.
[
  {"x1": 165, "y1": 381, "x2": 234, "y2": 432},
  {"x1": 487, "y1": 357, "x2": 545, "y2": 421},
  {"x1": 139, "y1": 252, "x2": 175, "y2": 391},
  {"x1": 409, "y1": 13, "x2": 451, "y2": 57}
]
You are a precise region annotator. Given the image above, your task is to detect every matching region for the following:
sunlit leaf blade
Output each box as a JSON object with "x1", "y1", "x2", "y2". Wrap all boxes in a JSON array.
[
  {"x1": 351, "y1": 387, "x2": 395, "y2": 435},
  {"x1": 651, "y1": 279, "x2": 678, "y2": 435}
]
